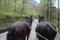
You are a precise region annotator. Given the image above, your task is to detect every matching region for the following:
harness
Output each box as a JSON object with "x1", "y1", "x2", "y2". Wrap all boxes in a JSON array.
[{"x1": 36, "y1": 22, "x2": 57, "y2": 40}]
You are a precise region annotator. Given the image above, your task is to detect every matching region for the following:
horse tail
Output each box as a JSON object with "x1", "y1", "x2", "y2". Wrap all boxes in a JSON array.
[{"x1": 6, "y1": 27, "x2": 16, "y2": 40}]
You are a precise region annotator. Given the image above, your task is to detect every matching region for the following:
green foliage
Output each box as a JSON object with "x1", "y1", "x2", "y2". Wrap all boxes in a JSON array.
[
  {"x1": 38, "y1": 0, "x2": 60, "y2": 27},
  {"x1": 0, "y1": 0, "x2": 60, "y2": 28},
  {"x1": 0, "y1": 12, "x2": 24, "y2": 23}
]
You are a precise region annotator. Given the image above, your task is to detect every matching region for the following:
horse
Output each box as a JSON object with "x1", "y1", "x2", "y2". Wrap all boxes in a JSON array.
[
  {"x1": 6, "y1": 16, "x2": 33, "y2": 40},
  {"x1": 35, "y1": 16, "x2": 57, "y2": 40},
  {"x1": 25, "y1": 15, "x2": 33, "y2": 26}
]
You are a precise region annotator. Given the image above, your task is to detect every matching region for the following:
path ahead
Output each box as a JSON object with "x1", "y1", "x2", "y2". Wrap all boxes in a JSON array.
[
  {"x1": 0, "y1": 19, "x2": 60, "y2": 40},
  {"x1": 0, "y1": 32, "x2": 8, "y2": 40},
  {"x1": 28, "y1": 19, "x2": 38, "y2": 40}
]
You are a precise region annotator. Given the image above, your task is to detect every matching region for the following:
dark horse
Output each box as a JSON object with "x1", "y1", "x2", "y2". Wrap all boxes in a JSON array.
[
  {"x1": 6, "y1": 16, "x2": 33, "y2": 40},
  {"x1": 25, "y1": 15, "x2": 33, "y2": 26},
  {"x1": 36, "y1": 16, "x2": 57, "y2": 40}
]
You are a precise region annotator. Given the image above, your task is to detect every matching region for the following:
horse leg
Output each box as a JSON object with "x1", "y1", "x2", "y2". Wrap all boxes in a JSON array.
[
  {"x1": 26, "y1": 29, "x2": 31, "y2": 40},
  {"x1": 6, "y1": 27, "x2": 16, "y2": 40},
  {"x1": 26, "y1": 31, "x2": 30, "y2": 40}
]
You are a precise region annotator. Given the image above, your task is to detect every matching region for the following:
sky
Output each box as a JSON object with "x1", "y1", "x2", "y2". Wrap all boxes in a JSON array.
[
  {"x1": 32, "y1": 0, "x2": 39, "y2": 6},
  {"x1": 35, "y1": 0, "x2": 40, "y2": 3},
  {"x1": 54, "y1": 0, "x2": 60, "y2": 8},
  {"x1": 35, "y1": 0, "x2": 60, "y2": 8}
]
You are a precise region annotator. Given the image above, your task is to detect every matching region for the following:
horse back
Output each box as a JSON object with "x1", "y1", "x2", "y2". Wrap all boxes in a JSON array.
[{"x1": 36, "y1": 21, "x2": 57, "y2": 40}]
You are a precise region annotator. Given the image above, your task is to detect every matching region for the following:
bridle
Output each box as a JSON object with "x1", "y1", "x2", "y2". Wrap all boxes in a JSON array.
[{"x1": 36, "y1": 32, "x2": 48, "y2": 40}]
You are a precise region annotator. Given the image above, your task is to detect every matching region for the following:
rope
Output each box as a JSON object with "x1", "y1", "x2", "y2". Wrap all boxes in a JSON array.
[{"x1": 46, "y1": 22, "x2": 57, "y2": 32}]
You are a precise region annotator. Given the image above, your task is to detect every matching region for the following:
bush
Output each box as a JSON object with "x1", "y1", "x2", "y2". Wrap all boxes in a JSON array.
[{"x1": 0, "y1": 12, "x2": 25, "y2": 23}]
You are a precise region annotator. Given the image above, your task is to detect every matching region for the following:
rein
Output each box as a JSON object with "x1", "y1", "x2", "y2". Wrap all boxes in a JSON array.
[{"x1": 36, "y1": 32, "x2": 48, "y2": 40}]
